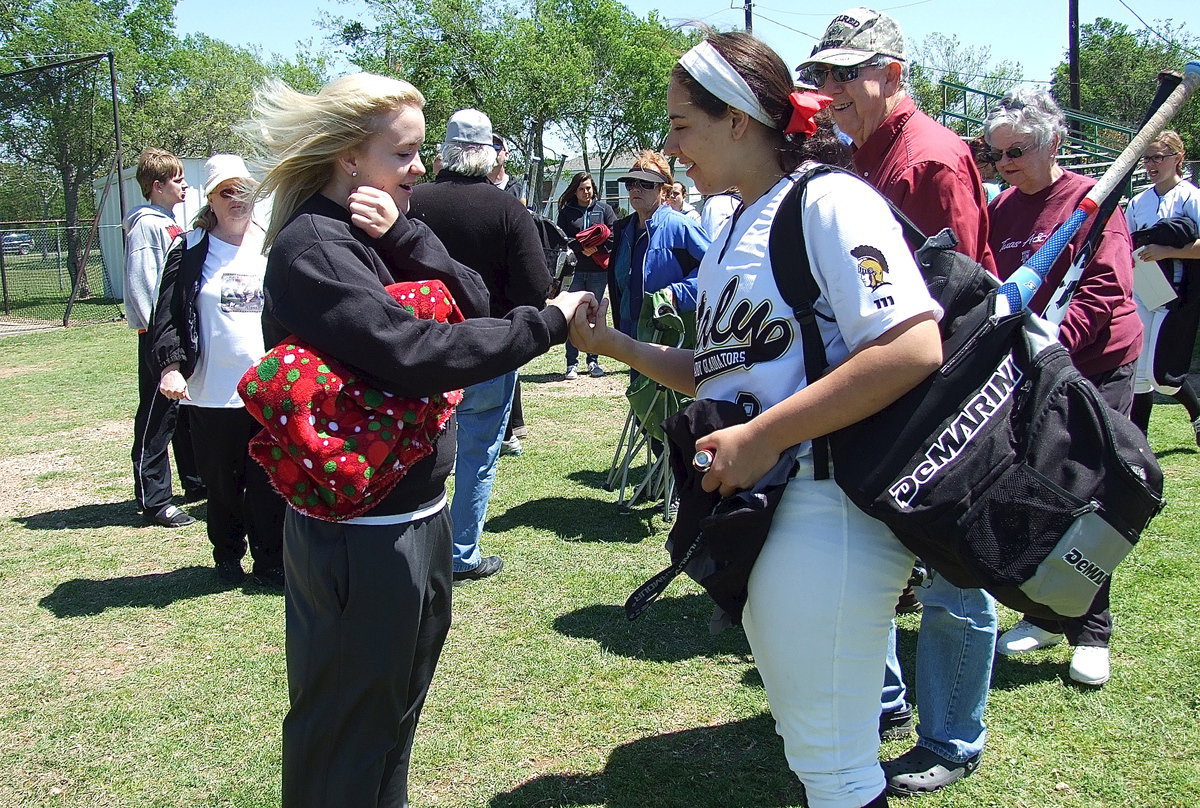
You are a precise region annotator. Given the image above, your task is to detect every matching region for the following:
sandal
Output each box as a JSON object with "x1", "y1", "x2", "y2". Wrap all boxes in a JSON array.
[{"x1": 883, "y1": 745, "x2": 980, "y2": 795}]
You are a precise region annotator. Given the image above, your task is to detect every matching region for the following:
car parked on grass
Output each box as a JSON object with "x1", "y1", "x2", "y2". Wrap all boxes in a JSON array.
[{"x1": 2, "y1": 232, "x2": 34, "y2": 255}]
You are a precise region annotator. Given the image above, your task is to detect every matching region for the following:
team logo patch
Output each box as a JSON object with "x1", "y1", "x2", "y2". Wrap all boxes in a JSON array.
[{"x1": 851, "y1": 245, "x2": 891, "y2": 292}]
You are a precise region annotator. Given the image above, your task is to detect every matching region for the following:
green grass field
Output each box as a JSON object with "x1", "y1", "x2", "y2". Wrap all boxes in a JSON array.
[{"x1": 0, "y1": 321, "x2": 1197, "y2": 807}]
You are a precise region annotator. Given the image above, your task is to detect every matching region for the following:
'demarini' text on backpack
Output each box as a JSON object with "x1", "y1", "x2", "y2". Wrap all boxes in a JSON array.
[{"x1": 769, "y1": 164, "x2": 1165, "y2": 621}]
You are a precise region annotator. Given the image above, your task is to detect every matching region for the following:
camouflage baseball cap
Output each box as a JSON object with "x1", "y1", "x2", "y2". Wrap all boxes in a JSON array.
[{"x1": 797, "y1": 7, "x2": 905, "y2": 69}]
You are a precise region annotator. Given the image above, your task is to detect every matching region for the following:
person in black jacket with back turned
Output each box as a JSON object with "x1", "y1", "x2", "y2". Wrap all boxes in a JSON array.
[
  {"x1": 408, "y1": 108, "x2": 553, "y2": 583},
  {"x1": 248, "y1": 75, "x2": 591, "y2": 808}
]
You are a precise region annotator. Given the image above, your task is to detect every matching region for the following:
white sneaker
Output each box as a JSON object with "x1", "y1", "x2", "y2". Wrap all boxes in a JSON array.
[
  {"x1": 1069, "y1": 646, "x2": 1110, "y2": 686},
  {"x1": 499, "y1": 437, "x2": 522, "y2": 456},
  {"x1": 564, "y1": 365, "x2": 578, "y2": 381},
  {"x1": 997, "y1": 620, "x2": 1064, "y2": 655},
  {"x1": 588, "y1": 361, "x2": 605, "y2": 377}
]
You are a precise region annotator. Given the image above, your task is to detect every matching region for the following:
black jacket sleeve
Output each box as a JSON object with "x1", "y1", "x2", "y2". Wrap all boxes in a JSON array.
[
  {"x1": 264, "y1": 211, "x2": 567, "y2": 399},
  {"x1": 504, "y1": 202, "x2": 554, "y2": 310},
  {"x1": 150, "y1": 239, "x2": 188, "y2": 376},
  {"x1": 373, "y1": 213, "x2": 492, "y2": 319}
]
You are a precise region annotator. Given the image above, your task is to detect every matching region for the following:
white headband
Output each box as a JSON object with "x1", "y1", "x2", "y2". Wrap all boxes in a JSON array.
[{"x1": 678, "y1": 41, "x2": 776, "y2": 129}]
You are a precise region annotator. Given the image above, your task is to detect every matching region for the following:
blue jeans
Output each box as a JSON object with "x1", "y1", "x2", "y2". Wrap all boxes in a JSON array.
[
  {"x1": 882, "y1": 573, "x2": 996, "y2": 763},
  {"x1": 449, "y1": 371, "x2": 517, "y2": 572},
  {"x1": 565, "y1": 270, "x2": 608, "y2": 367}
]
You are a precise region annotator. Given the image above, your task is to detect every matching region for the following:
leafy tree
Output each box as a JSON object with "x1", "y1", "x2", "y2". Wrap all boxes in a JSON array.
[
  {"x1": 908, "y1": 32, "x2": 1024, "y2": 135},
  {"x1": 543, "y1": 0, "x2": 698, "y2": 188},
  {"x1": 335, "y1": 0, "x2": 694, "y2": 208},
  {"x1": 1050, "y1": 16, "x2": 1199, "y2": 176},
  {"x1": 0, "y1": 0, "x2": 135, "y2": 294},
  {"x1": 0, "y1": 0, "x2": 329, "y2": 297}
]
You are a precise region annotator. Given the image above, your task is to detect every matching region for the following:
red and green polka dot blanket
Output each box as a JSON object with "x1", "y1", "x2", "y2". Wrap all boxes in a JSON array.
[{"x1": 238, "y1": 280, "x2": 464, "y2": 521}]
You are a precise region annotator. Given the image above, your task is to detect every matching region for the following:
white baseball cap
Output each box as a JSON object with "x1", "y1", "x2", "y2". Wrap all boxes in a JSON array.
[{"x1": 202, "y1": 154, "x2": 253, "y2": 197}]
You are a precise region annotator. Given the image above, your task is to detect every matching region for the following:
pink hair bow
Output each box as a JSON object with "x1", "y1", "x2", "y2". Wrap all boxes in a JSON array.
[{"x1": 784, "y1": 91, "x2": 834, "y2": 136}]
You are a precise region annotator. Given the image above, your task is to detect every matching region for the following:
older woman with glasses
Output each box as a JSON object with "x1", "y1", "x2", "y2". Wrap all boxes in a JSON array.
[
  {"x1": 152, "y1": 154, "x2": 286, "y2": 588},
  {"x1": 984, "y1": 88, "x2": 1142, "y2": 687},
  {"x1": 1126, "y1": 129, "x2": 1200, "y2": 445},
  {"x1": 608, "y1": 150, "x2": 710, "y2": 337}
]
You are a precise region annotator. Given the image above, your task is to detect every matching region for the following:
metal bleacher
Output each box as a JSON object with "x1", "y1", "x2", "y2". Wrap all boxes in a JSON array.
[{"x1": 934, "y1": 78, "x2": 1153, "y2": 198}]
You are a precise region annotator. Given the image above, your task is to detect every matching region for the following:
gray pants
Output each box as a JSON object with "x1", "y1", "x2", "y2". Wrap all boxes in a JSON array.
[{"x1": 281, "y1": 506, "x2": 453, "y2": 808}]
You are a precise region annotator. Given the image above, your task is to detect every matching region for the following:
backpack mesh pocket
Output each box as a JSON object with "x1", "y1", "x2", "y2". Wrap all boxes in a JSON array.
[{"x1": 960, "y1": 463, "x2": 1086, "y2": 585}]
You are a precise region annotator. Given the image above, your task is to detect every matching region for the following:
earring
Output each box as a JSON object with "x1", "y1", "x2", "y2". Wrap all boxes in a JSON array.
[{"x1": 351, "y1": 171, "x2": 358, "y2": 178}]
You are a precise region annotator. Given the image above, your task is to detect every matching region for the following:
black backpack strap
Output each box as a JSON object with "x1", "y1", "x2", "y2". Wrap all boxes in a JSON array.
[
  {"x1": 768, "y1": 163, "x2": 937, "y2": 481},
  {"x1": 769, "y1": 163, "x2": 840, "y2": 480}
]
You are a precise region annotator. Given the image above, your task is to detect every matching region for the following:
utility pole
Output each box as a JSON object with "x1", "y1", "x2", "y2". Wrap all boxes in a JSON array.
[
  {"x1": 1068, "y1": 0, "x2": 1081, "y2": 111},
  {"x1": 744, "y1": 0, "x2": 753, "y2": 33}
]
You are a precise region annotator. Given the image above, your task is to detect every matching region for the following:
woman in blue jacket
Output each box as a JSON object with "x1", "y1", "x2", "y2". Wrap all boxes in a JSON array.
[{"x1": 609, "y1": 150, "x2": 710, "y2": 336}]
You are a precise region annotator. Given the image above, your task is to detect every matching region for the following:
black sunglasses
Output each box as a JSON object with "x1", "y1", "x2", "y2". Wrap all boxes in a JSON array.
[
  {"x1": 799, "y1": 62, "x2": 877, "y2": 89},
  {"x1": 983, "y1": 146, "x2": 1029, "y2": 162},
  {"x1": 623, "y1": 179, "x2": 661, "y2": 191},
  {"x1": 217, "y1": 186, "x2": 245, "y2": 199}
]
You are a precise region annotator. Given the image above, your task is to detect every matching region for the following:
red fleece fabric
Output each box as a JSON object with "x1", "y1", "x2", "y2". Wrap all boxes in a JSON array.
[{"x1": 238, "y1": 280, "x2": 464, "y2": 521}]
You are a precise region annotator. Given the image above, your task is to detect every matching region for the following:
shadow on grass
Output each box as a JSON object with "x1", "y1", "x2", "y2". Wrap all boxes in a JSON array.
[
  {"x1": 13, "y1": 499, "x2": 202, "y2": 531},
  {"x1": 566, "y1": 468, "x2": 612, "y2": 490},
  {"x1": 990, "y1": 654, "x2": 1073, "y2": 690},
  {"x1": 38, "y1": 565, "x2": 280, "y2": 617},
  {"x1": 487, "y1": 495, "x2": 658, "y2": 543},
  {"x1": 490, "y1": 713, "x2": 801, "y2": 808},
  {"x1": 1156, "y1": 445, "x2": 1198, "y2": 460},
  {"x1": 554, "y1": 594, "x2": 752, "y2": 662}
]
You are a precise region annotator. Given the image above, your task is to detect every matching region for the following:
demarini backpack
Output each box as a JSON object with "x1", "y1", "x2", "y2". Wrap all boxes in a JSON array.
[{"x1": 768, "y1": 164, "x2": 1165, "y2": 620}]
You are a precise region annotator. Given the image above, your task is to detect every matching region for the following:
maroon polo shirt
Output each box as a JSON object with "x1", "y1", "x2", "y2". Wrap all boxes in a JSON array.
[
  {"x1": 988, "y1": 170, "x2": 1141, "y2": 377},
  {"x1": 852, "y1": 95, "x2": 996, "y2": 274}
]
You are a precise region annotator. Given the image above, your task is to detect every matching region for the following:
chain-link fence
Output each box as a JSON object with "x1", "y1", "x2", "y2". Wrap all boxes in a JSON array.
[{"x1": 0, "y1": 221, "x2": 122, "y2": 333}]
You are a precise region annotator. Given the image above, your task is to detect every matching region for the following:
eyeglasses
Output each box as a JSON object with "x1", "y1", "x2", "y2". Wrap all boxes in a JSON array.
[
  {"x1": 217, "y1": 186, "x2": 246, "y2": 199},
  {"x1": 1141, "y1": 152, "x2": 1178, "y2": 165},
  {"x1": 623, "y1": 179, "x2": 661, "y2": 191},
  {"x1": 983, "y1": 146, "x2": 1030, "y2": 162},
  {"x1": 799, "y1": 62, "x2": 879, "y2": 89}
]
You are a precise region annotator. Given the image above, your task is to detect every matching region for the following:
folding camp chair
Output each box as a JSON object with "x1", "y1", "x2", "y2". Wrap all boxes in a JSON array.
[{"x1": 605, "y1": 290, "x2": 694, "y2": 520}]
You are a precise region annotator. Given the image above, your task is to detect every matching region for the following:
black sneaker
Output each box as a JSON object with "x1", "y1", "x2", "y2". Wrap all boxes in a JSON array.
[
  {"x1": 251, "y1": 566, "x2": 285, "y2": 588},
  {"x1": 883, "y1": 746, "x2": 980, "y2": 795},
  {"x1": 880, "y1": 703, "x2": 914, "y2": 741},
  {"x1": 453, "y1": 555, "x2": 504, "y2": 582},
  {"x1": 216, "y1": 560, "x2": 245, "y2": 586},
  {"x1": 146, "y1": 504, "x2": 196, "y2": 528}
]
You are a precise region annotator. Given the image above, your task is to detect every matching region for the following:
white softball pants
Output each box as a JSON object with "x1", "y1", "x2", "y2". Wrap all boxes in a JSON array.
[{"x1": 742, "y1": 467, "x2": 914, "y2": 808}]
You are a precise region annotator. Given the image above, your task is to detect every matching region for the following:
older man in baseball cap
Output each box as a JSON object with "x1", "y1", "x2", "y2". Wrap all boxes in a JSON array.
[
  {"x1": 408, "y1": 108, "x2": 552, "y2": 583},
  {"x1": 799, "y1": 7, "x2": 998, "y2": 800}
]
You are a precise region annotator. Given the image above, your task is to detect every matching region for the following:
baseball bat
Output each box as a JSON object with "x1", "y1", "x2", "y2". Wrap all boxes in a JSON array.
[
  {"x1": 1041, "y1": 69, "x2": 1186, "y2": 326},
  {"x1": 996, "y1": 60, "x2": 1200, "y2": 317}
]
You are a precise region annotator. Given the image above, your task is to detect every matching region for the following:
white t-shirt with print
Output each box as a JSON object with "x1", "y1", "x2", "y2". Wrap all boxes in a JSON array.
[
  {"x1": 693, "y1": 167, "x2": 940, "y2": 454},
  {"x1": 186, "y1": 229, "x2": 268, "y2": 408}
]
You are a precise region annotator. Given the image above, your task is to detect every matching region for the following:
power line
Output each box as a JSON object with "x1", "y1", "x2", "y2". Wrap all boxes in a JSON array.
[{"x1": 1115, "y1": 0, "x2": 1200, "y2": 58}]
